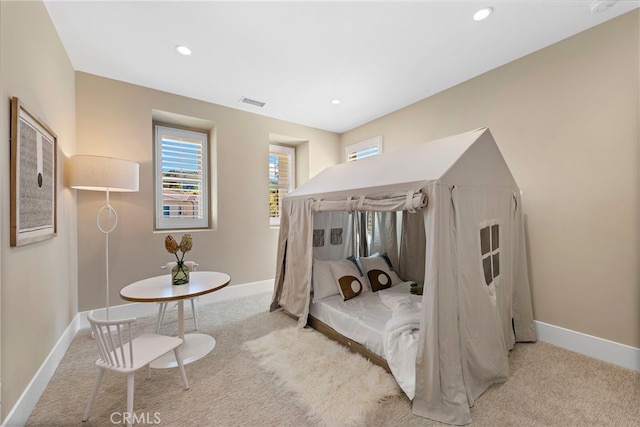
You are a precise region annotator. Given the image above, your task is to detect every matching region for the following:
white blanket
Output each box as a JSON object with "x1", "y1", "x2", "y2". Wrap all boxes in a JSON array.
[{"x1": 378, "y1": 283, "x2": 422, "y2": 399}]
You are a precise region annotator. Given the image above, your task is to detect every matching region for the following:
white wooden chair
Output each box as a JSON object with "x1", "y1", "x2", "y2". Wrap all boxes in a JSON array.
[
  {"x1": 157, "y1": 261, "x2": 199, "y2": 333},
  {"x1": 83, "y1": 312, "x2": 189, "y2": 427}
]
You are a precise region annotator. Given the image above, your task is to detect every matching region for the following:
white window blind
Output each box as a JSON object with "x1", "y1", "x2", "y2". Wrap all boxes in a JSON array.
[
  {"x1": 155, "y1": 125, "x2": 209, "y2": 230},
  {"x1": 269, "y1": 145, "x2": 295, "y2": 226},
  {"x1": 346, "y1": 136, "x2": 383, "y2": 162}
]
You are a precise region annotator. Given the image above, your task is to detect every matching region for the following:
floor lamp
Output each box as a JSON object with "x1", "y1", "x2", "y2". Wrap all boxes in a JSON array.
[{"x1": 67, "y1": 155, "x2": 139, "y2": 319}]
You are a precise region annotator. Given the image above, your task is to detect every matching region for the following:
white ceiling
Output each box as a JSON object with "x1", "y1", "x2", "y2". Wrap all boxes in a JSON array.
[{"x1": 44, "y1": 0, "x2": 638, "y2": 134}]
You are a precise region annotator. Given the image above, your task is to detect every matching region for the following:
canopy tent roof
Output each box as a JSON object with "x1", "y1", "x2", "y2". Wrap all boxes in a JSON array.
[{"x1": 287, "y1": 127, "x2": 518, "y2": 202}]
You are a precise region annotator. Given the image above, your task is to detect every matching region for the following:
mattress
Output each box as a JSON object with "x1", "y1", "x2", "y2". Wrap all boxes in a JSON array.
[{"x1": 309, "y1": 281, "x2": 418, "y2": 357}]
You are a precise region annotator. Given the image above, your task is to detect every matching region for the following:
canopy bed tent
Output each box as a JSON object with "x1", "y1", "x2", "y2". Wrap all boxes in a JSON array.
[{"x1": 271, "y1": 127, "x2": 536, "y2": 425}]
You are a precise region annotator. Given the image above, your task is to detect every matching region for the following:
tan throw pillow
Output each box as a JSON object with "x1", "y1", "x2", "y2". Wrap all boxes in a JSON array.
[
  {"x1": 367, "y1": 269, "x2": 392, "y2": 292},
  {"x1": 359, "y1": 253, "x2": 403, "y2": 286},
  {"x1": 337, "y1": 275, "x2": 364, "y2": 300},
  {"x1": 330, "y1": 259, "x2": 365, "y2": 301}
]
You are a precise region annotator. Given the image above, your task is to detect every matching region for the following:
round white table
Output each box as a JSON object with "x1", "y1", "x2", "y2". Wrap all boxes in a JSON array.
[{"x1": 119, "y1": 271, "x2": 230, "y2": 368}]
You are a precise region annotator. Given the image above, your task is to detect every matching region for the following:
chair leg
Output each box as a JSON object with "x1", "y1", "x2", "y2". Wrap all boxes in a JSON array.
[
  {"x1": 126, "y1": 372, "x2": 135, "y2": 427},
  {"x1": 82, "y1": 368, "x2": 104, "y2": 422},
  {"x1": 191, "y1": 298, "x2": 199, "y2": 331},
  {"x1": 156, "y1": 303, "x2": 167, "y2": 334},
  {"x1": 174, "y1": 347, "x2": 190, "y2": 390},
  {"x1": 146, "y1": 363, "x2": 151, "y2": 380}
]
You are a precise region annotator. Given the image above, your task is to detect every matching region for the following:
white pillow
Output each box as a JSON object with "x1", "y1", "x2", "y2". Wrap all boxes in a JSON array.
[
  {"x1": 330, "y1": 259, "x2": 367, "y2": 301},
  {"x1": 359, "y1": 254, "x2": 403, "y2": 289},
  {"x1": 312, "y1": 259, "x2": 340, "y2": 302}
]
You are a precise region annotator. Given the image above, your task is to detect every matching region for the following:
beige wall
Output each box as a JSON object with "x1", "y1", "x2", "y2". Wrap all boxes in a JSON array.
[
  {"x1": 342, "y1": 10, "x2": 640, "y2": 348},
  {"x1": 75, "y1": 73, "x2": 340, "y2": 312},
  {"x1": 0, "y1": 1, "x2": 78, "y2": 420}
]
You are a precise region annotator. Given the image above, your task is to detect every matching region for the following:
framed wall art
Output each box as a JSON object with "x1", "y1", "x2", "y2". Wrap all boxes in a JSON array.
[{"x1": 10, "y1": 97, "x2": 57, "y2": 246}]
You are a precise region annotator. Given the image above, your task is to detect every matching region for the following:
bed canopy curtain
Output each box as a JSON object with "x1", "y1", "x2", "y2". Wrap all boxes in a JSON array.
[
  {"x1": 398, "y1": 210, "x2": 427, "y2": 284},
  {"x1": 369, "y1": 211, "x2": 400, "y2": 266},
  {"x1": 312, "y1": 210, "x2": 403, "y2": 264}
]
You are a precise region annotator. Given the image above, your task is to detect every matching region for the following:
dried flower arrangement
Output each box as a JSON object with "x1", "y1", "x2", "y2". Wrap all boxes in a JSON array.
[{"x1": 165, "y1": 234, "x2": 193, "y2": 285}]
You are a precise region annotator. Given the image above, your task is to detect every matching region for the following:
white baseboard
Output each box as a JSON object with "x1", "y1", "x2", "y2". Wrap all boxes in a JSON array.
[
  {"x1": 534, "y1": 320, "x2": 640, "y2": 372},
  {"x1": 1, "y1": 279, "x2": 274, "y2": 427}
]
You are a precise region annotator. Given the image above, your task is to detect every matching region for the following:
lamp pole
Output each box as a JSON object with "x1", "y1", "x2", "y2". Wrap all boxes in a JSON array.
[{"x1": 97, "y1": 189, "x2": 118, "y2": 319}]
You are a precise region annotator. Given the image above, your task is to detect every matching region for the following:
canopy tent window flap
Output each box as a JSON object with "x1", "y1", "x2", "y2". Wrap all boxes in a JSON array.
[{"x1": 312, "y1": 191, "x2": 426, "y2": 213}]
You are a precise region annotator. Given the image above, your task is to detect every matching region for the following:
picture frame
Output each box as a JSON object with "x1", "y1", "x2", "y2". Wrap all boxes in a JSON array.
[{"x1": 10, "y1": 97, "x2": 57, "y2": 246}]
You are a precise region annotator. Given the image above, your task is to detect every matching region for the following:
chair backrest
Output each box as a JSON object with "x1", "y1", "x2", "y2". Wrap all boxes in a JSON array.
[
  {"x1": 88, "y1": 311, "x2": 137, "y2": 369},
  {"x1": 163, "y1": 261, "x2": 198, "y2": 271}
]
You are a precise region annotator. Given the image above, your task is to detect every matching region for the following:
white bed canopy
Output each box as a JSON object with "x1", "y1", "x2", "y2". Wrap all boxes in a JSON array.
[{"x1": 271, "y1": 127, "x2": 536, "y2": 425}]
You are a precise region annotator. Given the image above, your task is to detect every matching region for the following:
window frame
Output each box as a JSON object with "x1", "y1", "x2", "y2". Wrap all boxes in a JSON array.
[
  {"x1": 345, "y1": 136, "x2": 383, "y2": 162},
  {"x1": 269, "y1": 144, "x2": 295, "y2": 227},
  {"x1": 480, "y1": 222, "x2": 500, "y2": 286},
  {"x1": 154, "y1": 124, "x2": 209, "y2": 230}
]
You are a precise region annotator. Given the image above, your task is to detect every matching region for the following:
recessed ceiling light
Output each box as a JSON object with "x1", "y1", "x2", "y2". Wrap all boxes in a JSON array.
[
  {"x1": 473, "y1": 7, "x2": 493, "y2": 21},
  {"x1": 589, "y1": 0, "x2": 617, "y2": 13},
  {"x1": 175, "y1": 45, "x2": 192, "y2": 56},
  {"x1": 331, "y1": 99, "x2": 341, "y2": 105}
]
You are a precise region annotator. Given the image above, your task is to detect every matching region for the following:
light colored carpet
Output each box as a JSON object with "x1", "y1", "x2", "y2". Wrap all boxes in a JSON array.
[
  {"x1": 25, "y1": 291, "x2": 640, "y2": 426},
  {"x1": 245, "y1": 326, "x2": 400, "y2": 426}
]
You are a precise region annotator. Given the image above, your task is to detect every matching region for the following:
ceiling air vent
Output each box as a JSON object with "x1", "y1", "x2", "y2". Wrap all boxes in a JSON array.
[{"x1": 240, "y1": 97, "x2": 266, "y2": 108}]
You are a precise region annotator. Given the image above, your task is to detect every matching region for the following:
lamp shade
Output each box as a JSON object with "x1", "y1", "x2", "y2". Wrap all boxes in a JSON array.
[{"x1": 68, "y1": 155, "x2": 139, "y2": 192}]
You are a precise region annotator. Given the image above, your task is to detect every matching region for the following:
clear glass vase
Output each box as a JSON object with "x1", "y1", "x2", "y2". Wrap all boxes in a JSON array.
[{"x1": 171, "y1": 261, "x2": 190, "y2": 285}]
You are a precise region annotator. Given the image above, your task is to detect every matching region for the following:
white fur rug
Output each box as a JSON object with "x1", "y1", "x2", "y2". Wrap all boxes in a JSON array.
[{"x1": 244, "y1": 326, "x2": 400, "y2": 426}]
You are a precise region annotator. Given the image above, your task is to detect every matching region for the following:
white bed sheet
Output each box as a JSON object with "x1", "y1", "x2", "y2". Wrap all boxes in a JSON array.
[
  {"x1": 309, "y1": 289, "x2": 390, "y2": 356},
  {"x1": 309, "y1": 281, "x2": 419, "y2": 357}
]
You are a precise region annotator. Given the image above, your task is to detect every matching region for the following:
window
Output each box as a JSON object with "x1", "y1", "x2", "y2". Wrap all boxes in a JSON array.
[
  {"x1": 480, "y1": 223, "x2": 500, "y2": 285},
  {"x1": 269, "y1": 145, "x2": 295, "y2": 226},
  {"x1": 155, "y1": 124, "x2": 208, "y2": 230},
  {"x1": 345, "y1": 136, "x2": 382, "y2": 162}
]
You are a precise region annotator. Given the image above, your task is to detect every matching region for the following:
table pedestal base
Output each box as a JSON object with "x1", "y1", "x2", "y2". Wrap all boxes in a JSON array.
[{"x1": 150, "y1": 333, "x2": 216, "y2": 369}]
